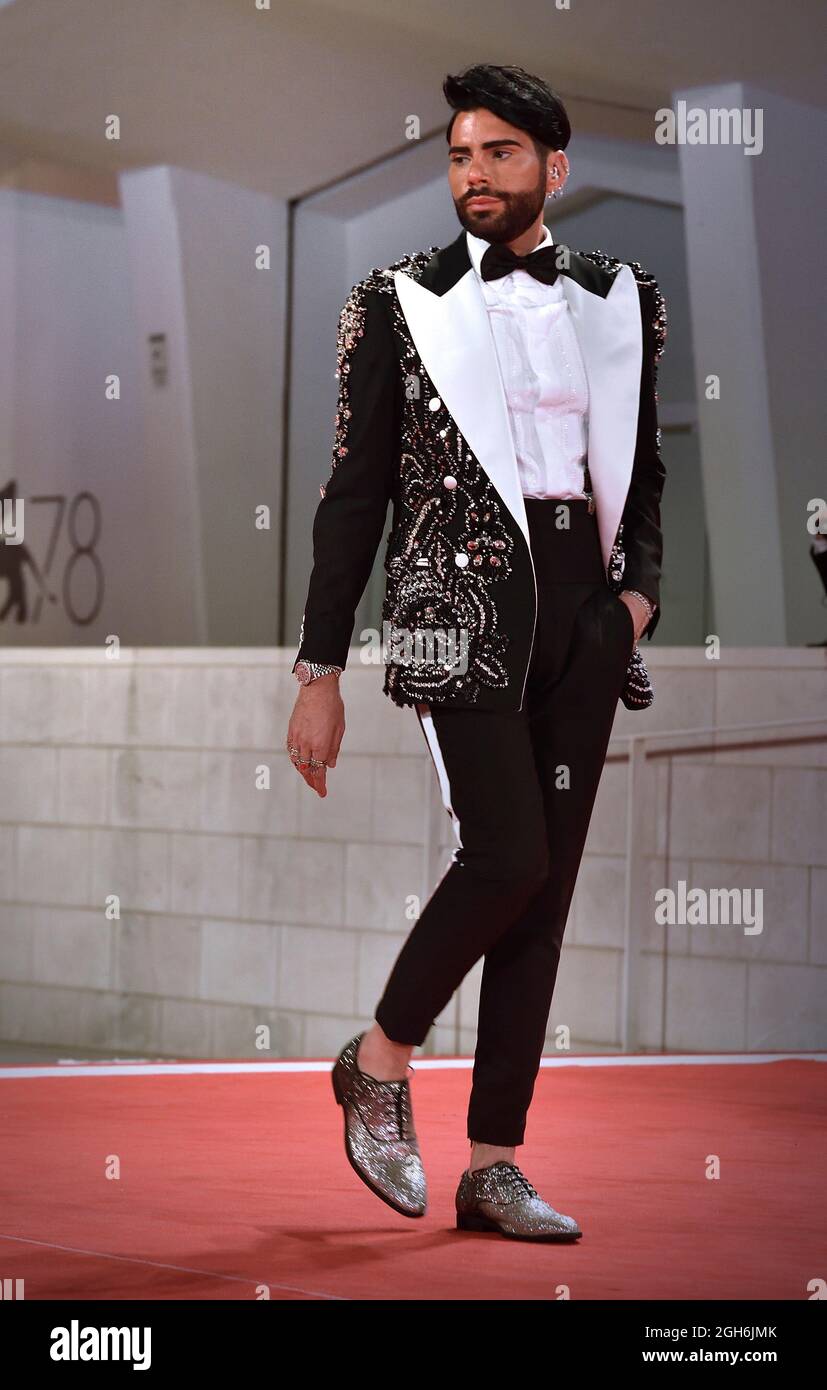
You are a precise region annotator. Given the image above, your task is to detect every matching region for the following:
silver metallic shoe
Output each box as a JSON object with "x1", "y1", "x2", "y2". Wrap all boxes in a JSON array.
[
  {"x1": 456, "y1": 1160, "x2": 582, "y2": 1241},
  {"x1": 331, "y1": 1032, "x2": 427, "y2": 1218}
]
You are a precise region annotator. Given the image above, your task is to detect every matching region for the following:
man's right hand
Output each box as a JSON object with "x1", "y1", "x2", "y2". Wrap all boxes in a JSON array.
[{"x1": 286, "y1": 675, "x2": 345, "y2": 797}]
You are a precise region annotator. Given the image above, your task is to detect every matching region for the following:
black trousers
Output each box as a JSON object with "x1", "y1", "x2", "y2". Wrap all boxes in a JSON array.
[{"x1": 374, "y1": 497, "x2": 636, "y2": 1146}]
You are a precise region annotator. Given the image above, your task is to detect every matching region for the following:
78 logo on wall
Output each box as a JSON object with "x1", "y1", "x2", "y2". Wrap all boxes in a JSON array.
[{"x1": 0, "y1": 480, "x2": 103, "y2": 626}]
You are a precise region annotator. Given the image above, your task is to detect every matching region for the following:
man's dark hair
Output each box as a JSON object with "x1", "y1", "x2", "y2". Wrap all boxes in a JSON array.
[{"x1": 443, "y1": 63, "x2": 571, "y2": 162}]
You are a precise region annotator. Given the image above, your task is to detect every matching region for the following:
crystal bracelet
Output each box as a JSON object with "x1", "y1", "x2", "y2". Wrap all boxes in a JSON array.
[{"x1": 624, "y1": 589, "x2": 656, "y2": 624}]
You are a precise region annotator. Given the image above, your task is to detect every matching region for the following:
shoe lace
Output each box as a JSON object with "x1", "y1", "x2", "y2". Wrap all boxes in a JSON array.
[
  {"x1": 354, "y1": 1043, "x2": 414, "y2": 1140},
  {"x1": 502, "y1": 1164, "x2": 538, "y2": 1200},
  {"x1": 397, "y1": 1083, "x2": 412, "y2": 1140}
]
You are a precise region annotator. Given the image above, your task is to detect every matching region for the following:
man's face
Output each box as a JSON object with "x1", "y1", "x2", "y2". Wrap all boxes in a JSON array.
[{"x1": 448, "y1": 107, "x2": 550, "y2": 244}]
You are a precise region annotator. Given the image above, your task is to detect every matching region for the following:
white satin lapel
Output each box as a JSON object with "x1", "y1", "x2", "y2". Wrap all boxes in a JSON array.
[
  {"x1": 561, "y1": 264, "x2": 642, "y2": 570},
  {"x1": 393, "y1": 266, "x2": 530, "y2": 552},
  {"x1": 393, "y1": 258, "x2": 643, "y2": 574}
]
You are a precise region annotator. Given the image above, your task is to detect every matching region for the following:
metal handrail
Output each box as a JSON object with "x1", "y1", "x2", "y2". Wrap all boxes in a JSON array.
[
  {"x1": 609, "y1": 714, "x2": 827, "y2": 759},
  {"x1": 616, "y1": 715, "x2": 827, "y2": 1051},
  {"x1": 428, "y1": 713, "x2": 827, "y2": 1058}
]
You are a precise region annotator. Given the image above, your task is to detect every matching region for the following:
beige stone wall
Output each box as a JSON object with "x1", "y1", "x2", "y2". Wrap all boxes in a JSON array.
[{"x1": 0, "y1": 647, "x2": 824, "y2": 1058}]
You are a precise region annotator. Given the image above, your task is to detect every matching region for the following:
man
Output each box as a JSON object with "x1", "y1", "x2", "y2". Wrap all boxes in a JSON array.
[{"x1": 287, "y1": 64, "x2": 667, "y2": 1241}]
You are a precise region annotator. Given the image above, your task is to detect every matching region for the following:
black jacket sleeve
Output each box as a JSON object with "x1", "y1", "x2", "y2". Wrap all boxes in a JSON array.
[
  {"x1": 619, "y1": 277, "x2": 667, "y2": 640},
  {"x1": 292, "y1": 285, "x2": 399, "y2": 672}
]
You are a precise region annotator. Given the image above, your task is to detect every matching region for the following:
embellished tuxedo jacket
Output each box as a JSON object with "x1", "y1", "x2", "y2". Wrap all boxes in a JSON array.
[{"x1": 293, "y1": 229, "x2": 667, "y2": 713}]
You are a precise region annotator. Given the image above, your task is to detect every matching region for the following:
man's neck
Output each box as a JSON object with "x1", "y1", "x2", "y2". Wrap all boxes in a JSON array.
[{"x1": 504, "y1": 221, "x2": 550, "y2": 257}]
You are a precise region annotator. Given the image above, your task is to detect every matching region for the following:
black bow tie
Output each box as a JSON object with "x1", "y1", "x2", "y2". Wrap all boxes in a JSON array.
[{"x1": 479, "y1": 242, "x2": 565, "y2": 286}]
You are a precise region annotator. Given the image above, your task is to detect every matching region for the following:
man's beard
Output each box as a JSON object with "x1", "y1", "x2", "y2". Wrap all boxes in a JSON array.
[{"x1": 453, "y1": 169, "x2": 547, "y2": 244}]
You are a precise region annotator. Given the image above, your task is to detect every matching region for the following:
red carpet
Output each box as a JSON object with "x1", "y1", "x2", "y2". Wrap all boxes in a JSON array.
[{"x1": 1, "y1": 1056, "x2": 823, "y2": 1300}]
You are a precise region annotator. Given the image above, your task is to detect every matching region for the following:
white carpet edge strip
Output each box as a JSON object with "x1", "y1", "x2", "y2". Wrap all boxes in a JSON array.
[{"x1": 0, "y1": 1052, "x2": 824, "y2": 1079}]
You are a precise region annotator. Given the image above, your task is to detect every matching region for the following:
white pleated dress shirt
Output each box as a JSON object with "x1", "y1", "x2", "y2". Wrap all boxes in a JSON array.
[{"x1": 466, "y1": 225, "x2": 590, "y2": 500}]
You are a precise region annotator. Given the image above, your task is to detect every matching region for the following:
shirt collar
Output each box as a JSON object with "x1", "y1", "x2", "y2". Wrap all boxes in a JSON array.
[{"x1": 466, "y1": 222, "x2": 554, "y2": 280}]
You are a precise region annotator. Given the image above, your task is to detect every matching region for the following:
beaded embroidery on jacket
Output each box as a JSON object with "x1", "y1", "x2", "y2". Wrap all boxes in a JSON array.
[{"x1": 311, "y1": 245, "x2": 666, "y2": 711}]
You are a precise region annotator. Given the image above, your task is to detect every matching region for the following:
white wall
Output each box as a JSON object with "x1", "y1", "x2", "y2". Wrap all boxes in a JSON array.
[
  {"x1": 678, "y1": 83, "x2": 827, "y2": 647},
  {"x1": 0, "y1": 191, "x2": 149, "y2": 640},
  {"x1": 0, "y1": 645, "x2": 824, "y2": 1058},
  {"x1": 0, "y1": 172, "x2": 287, "y2": 647},
  {"x1": 120, "y1": 166, "x2": 287, "y2": 645}
]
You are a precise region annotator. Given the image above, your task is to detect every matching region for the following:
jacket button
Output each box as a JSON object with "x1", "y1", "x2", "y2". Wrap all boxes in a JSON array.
[
  {"x1": 455, "y1": 552, "x2": 469, "y2": 568},
  {"x1": 443, "y1": 475, "x2": 457, "y2": 489},
  {"x1": 428, "y1": 396, "x2": 441, "y2": 411}
]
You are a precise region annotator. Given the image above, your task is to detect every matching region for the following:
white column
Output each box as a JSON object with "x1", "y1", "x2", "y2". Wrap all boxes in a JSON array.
[
  {"x1": 677, "y1": 83, "x2": 827, "y2": 644},
  {"x1": 120, "y1": 166, "x2": 287, "y2": 643}
]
